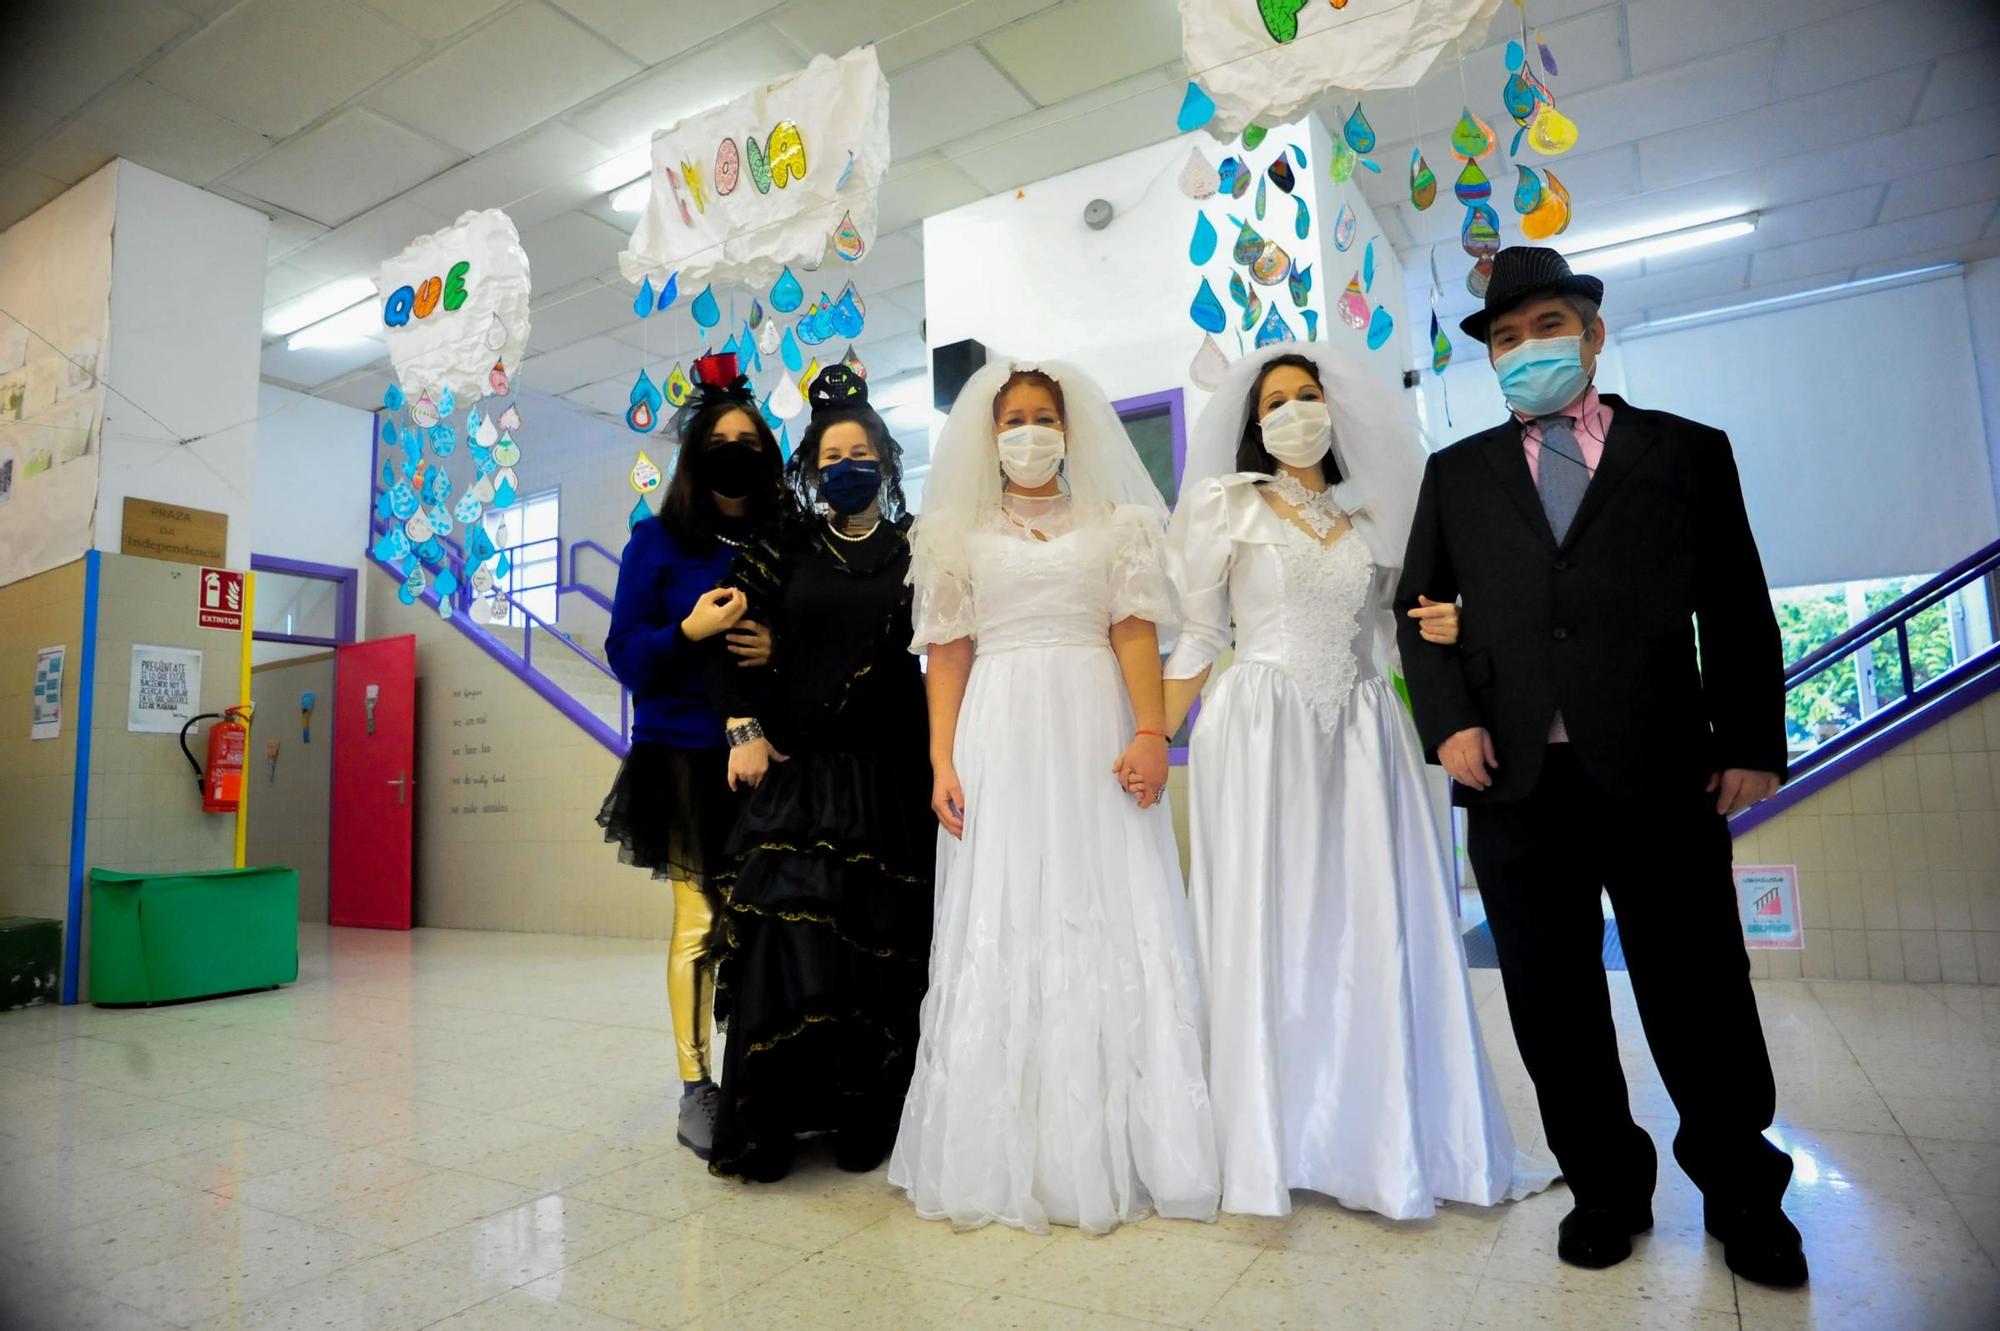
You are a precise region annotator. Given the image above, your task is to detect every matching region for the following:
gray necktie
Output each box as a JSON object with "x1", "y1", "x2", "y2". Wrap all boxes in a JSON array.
[{"x1": 1534, "y1": 414, "x2": 1592, "y2": 542}]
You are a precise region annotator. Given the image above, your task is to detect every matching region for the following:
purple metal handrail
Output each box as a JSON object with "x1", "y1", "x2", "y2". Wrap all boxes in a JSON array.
[{"x1": 1784, "y1": 538, "x2": 2000, "y2": 682}]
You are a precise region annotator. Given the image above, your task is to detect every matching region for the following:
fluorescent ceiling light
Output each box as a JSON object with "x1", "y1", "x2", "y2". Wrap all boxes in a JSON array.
[
  {"x1": 1565, "y1": 215, "x2": 1757, "y2": 271},
  {"x1": 587, "y1": 148, "x2": 653, "y2": 194},
  {"x1": 610, "y1": 176, "x2": 650, "y2": 213},
  {"x1": 263, "y1": 276, "x2": 376, "y2": 339},
  {"x1": 286, "y1": 298, "x2": 381, "y2": 352}
]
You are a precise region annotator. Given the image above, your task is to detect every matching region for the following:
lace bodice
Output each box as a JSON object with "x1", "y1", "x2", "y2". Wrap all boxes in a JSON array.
[
  {"x1": 910, "y1": 495, "x2": 1178, "y2": 653},
  {"x1": 1165, "y1": 475, "x2": 1382, "y2": 730}
]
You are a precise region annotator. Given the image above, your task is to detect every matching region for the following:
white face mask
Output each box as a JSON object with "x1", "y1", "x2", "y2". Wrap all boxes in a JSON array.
[
  {"x1": 1257, "y1": 397, "x2": 1333, "y2": 468},
  {"x1": 996, "y1": 424, "x2": 1065, "y2": 487}
]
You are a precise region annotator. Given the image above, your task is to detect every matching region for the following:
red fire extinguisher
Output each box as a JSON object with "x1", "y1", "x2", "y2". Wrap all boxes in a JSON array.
[{"x1": 179, "y1": 705, "x2": 253, "y2": 814}]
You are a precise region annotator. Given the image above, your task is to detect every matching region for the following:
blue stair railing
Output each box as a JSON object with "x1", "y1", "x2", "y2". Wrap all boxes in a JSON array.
[{"x1": 1734, "y1": 537, "x2": 2000, "y2": 832}]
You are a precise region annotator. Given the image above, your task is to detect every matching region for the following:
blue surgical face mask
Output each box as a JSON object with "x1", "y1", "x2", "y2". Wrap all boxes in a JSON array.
[
  {"x1": 1493, "y1": 335, "x2": 1592, "y2": 417},
  {"x1": 818, "y1": 458, "x2": 882, "y2": 514}
]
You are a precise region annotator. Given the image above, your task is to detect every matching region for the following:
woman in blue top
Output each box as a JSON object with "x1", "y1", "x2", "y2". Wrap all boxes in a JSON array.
[{"x1": 598, "y1": 352, "x2": 784, "y2": 1160}]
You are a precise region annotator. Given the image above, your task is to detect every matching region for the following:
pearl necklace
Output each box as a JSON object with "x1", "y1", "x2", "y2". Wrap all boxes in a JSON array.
[{"x1": 1265, "y1": 471, "x2": 1342, "y2": 540}]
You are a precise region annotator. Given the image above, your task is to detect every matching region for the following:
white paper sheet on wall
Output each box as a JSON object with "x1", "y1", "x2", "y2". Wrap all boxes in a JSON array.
[
  {"x1": 31, "y1": 643, "x2": 63, "y2": 740},
  {"x1": 129, "y1": 643, "x2": 203, "y2": 734}
]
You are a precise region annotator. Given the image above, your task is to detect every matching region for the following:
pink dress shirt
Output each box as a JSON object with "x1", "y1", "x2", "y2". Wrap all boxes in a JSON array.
[{"x1": 1514, "y1": 387, "x2": 1613, "y2": 742}]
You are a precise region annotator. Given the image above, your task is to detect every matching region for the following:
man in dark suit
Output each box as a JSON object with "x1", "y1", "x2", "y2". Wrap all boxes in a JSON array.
[{"x1": 1395, "y1": 247, "x2": 1806, "y2": 1287}]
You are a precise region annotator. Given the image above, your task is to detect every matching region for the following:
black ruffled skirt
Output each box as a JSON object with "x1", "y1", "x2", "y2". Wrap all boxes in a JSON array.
[
  {"x1": 707, "y1": 748, "x2": 934, "y2": 1180},
  {"x1": 596, "y1": 741, "x2": 737, "y2": 885}
]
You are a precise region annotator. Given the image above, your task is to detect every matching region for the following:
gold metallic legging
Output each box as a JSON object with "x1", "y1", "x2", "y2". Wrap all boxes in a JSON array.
[{"x1": 668, "y1": 878, "x2": 714, "y2": 1083}]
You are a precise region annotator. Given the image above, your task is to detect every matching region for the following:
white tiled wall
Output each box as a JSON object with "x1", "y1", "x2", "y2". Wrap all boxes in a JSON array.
[{"x1": 1737, "y1": 691, "x2": 2000, "y2": 984}]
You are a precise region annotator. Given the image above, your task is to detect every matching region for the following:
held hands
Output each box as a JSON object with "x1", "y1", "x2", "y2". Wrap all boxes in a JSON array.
[
  {"x1": 1709, "y1": 768, "x2": 1780, "y2": 815},
  {"x1": 932, "y1": 765, "x2": 967, "y2": 839},
  {"x1": 726, "y1": 619, "x2": 772, "y2": 669},
  {"x1": 1440, "y1": 726, "x2": 1498, "y2": 790},
  {"x1": 1405, "y1": 595, "x2": 1461, "y2": 645},
  {"x1": 681, "y1": 587, "x2": 748, "y2": 642},
  {"x1": 1113, "y1": 733, "x2": 1170, "y2": 810},
  {"x1": 726, "y1": 736, "x2": 787, "y2": 790}
]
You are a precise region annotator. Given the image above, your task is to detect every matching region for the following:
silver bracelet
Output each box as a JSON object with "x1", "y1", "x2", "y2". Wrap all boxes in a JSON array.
[{"x1": 726, "y1": 719, "x2": 765, "y2": 748}]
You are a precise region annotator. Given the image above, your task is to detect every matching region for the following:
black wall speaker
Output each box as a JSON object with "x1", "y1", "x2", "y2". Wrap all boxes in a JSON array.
[{"x1": 931, "y1": 338, "x2": 988, "y2": 412}]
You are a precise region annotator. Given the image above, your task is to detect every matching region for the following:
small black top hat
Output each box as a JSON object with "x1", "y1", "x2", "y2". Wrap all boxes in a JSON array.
[{"x1": 1461, "y1": 246, "x2": 1605, "y2": 344}]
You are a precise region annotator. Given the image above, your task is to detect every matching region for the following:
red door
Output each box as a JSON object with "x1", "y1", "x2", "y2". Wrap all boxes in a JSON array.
[{"x1": 330, "y1": 635, "x2": 416, "y2": 929}]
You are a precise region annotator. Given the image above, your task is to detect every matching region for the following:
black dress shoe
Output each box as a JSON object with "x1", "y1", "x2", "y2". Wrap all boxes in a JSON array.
[
  {"x1": 1705, "y1": 1204, "x2": 1808, "y2": 1287},
  {"x1": 1556, "y1": 1203, "x2": 1655, "y2": 1269}
]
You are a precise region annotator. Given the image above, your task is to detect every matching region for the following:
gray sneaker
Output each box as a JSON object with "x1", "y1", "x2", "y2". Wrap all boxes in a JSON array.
[{"x1": 676, "y1": 1082, "x2": 719, "y2": 1160}]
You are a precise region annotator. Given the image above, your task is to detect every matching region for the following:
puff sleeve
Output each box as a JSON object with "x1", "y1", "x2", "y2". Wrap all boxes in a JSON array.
[{"x1": 1162, "y1": 478, "x2": 1233, "y2": 680}]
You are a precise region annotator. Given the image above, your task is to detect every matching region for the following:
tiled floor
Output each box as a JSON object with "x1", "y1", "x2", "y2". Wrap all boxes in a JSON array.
[{"x1": 2, "y1": 927, "x2": 1997, "y2": 1330}]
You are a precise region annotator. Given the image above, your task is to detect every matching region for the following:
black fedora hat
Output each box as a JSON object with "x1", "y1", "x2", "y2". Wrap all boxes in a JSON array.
[{"x1": 1460, "y1": 246, "x2": 1605, "y2": 344}]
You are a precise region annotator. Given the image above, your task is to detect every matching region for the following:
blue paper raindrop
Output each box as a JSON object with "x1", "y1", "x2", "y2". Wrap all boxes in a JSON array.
[
  {"x1": 1189, "y1": 213, "x2": 1217, "y2": 265},
  {"x1": 691, "y1": 285, "x2": 720, "y2": 329},
  {"x1": 1363, "y1": 239, "x2": 1377, "y2": 293},
  {"x1": 383, "y1": 383, "x2": 405, "y2": 411},
  {"x1": 1175, "y1": 82, "x2": 1217, "y2": 132},
  {"x1": 1190, "y1": 278, "x2": 1227, "y2": 333},
  {"x1": 780, "y1": 327, "x2": 803, "y2": 372},
  {"x1": 1366, "y1": 305, "x2": 1395, "y2": 350},
  {"x1": 1293, "y1": 195, "x2": 1310, "y2": 241},
  {"x1": 633, "y1": 276, "x2": 656, "y2": 319},
  {"x1": 629, "y1": 497, "x2": 651, "y2": 530},
  {"x1": 770, "y1": 267, "x2": 803, "y2": 313},
  {"x1": 830, "y1": 288, "x2": 864, "y2": 339},
  {"x1": 658, "y1": 271, "x2": 679, "y2": 311}
]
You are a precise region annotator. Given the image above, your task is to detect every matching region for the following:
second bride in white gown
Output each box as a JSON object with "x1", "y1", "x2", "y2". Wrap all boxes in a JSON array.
[
  {"x1": 1164, "y1": 344, "x2": 1553, "y2": 1220},
  {"x1": 888, "y1": 360, "x2": 1219, "y2": 1234}
]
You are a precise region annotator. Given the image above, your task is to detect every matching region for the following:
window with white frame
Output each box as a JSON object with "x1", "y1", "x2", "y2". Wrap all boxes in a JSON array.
[{"x1": 482, "y1": 488, "x2": 560, "y2": 627}]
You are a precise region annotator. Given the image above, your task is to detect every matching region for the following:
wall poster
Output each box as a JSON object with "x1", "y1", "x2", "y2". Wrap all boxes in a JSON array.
[{"x1": 129, "y1": 643, "x2": 203, "y2": 735}]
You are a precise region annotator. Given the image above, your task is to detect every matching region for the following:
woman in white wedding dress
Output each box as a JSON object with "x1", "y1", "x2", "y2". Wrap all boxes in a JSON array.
[
  {"x1": 887, "y1": 360, "x2": 1219, "y2": 1235},
  {"x1": 1164, "y1": 344, "x2": 1553, "y2": 1220}
]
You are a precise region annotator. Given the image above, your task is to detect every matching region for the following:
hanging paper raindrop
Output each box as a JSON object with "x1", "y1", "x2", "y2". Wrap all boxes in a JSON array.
[
  {"x1": 437, "y1": 386, "x2": 456, "y2": 419},
  {"x1": 1338, "y1": 273, "x2": 1369, "y2": 330},
  {"x1": 1527, "y1": 107, "x2": 1579, "y2": 155},
  {"x1": 1267, "y1": 156, "x2": 1295, "y2": 194},
  {"x1": 1218, "y1": 156, "x2": 1252, "y2": 199},
  {"x1": 661, "y1": 365, "x2": 691, "y2": 408},
  {"x1": 411, "y1": 394, "x2": 439, "y2": 428},
  {"x1": 1362, "y1": 239, "x2": 1376, "y2": 293},
  {"x1": 1333, "y1": 203, "x2": 1357, "y2": 251},
  {"x1": 1302, "y1": 308, "x2": 1320, "y2": 341},
  {"x1": 454, "y1": 493, "x2": 483, "y2": 526},
  {"x1": 1520, "y1": 170, "x2": 1572, "y2": 239},
  {"x1": 633, "y1": 275, "x2": 656, "y2": 319},
  {"x1": 830, "y1": 287, "x2": 865, "y2": 339},
  {"x1": 631, "y1": 451, "x2": 662, "y2": 492},
  {"x1": 1450, "y1": 107, "x2": 1497, "y2": 160},
  {"x1": 1254, "y1": 174, "x2": 1268, "y2": 221},
  {"x1": 1251, "y1": 239, "x2": 1291, "y2": 286},
  {"x1": 1230, "y1": 216, "x2": 1266, "y2": 267},
  {"x1": 1290, "y1": 144, "x2": 1306, "y2": 169},
  {"x1": 429, "y1": 423, "x2": 456, "y2": 457},
  {"x1": 1328, "y1": 137, "x2": 1356, "y2": 183},
  {"x1": 1175, "y1": 81, "x2": 1217, "y2": 132},
  {"x1": 758, "y1": 319, "x2": 781, "y2": 355},
  {"x1": 1454, "y1": 159, "x2": 1492, "y2": 205},
  {"x1": 1229, "y1": 271, "x2": 1262, "y2": 333},
  {"x1": 1538, "y1": 31, "x2": 1559, "y2": 76},
  {"x1": 1190, "y1": 333, "x2": 1229, "y2": 390},
  {"x1": 1365, "y1": 305, "x2": 1394, "y2": 351},
  {"x1": 1254, "y1": 302, "x2": 1294, "y2": 349},
  {"x1": 1504, "y1": 71, "x2": 1538, "y2": 125},
  {"x1": 626, "y1": 369, "x2": 662, "y2": 433},
  {"x1": 770, "y1": 267, "x2": 804, "y2": 313},
  {"x1": 1179, "y1": 147, "x2": 1220, "y2": 198},
  {"x1": 1293, "y1": 194, "x2": 1311, "y2": 241},
  {"x1": 657, "y1": 271, "x2": 679, "y2": 311},
  {"x1": 831, "y1": 210, "x2": 866, "y2": 261},
  {"x1": 1287, "y1": 260, "x2": 1313, "y2": 308},
  {"x1": 1467, "y1": 256, "x2": 1496, "y2": 299},
  {"x1": 691, "y1": 285, "x2": 721, "y2": 329},
  {"x1": 383, "y1": 383, "x2": 406, "y2": 411},
  {"x1": 1505, "y1": 39, "x2": 1525, "y2": 71},
  {"x1": 841, "y1": 346, "x2": 867, "y2": 379},
  {"x1": 780, "y1": 327, "x2": 803, "y2": 372},
  {"x1": 1190, "y1": 278, "x2": 1227, "y2": 333},
  {"x1": 1190, "y1": 213, "x2": 1218, "y2": 265},
  {"x1": 1343, "y1": 104, "x2": 1376, "y2": 155},
  {"x1": 1430, "y1": 312, "x2": 1452, "y2": 373},
  {"x1": 1514, "y1": 165, "x2": 1544, "y2": 214},
  {"x1": 379, "y1": 416, "x2": 396, "y2": 447},
  {"x1": 494, "y1": 475, "x2": 517, "y2": 509},
  {"x1": 798, "y1": 359, "x2": 820, "y2": 397},
  {"x1": 1242, "y1": 122, "x2": 1269, "y2": 150},
  {"x1": 489, "y1": 360, "x2": 510, "y2": 396},
  {"x1": 1462, "y1": 203, "x2": 1502, "y2": 258},
  {"x1": 1411, "y1": 149, "x2": 1437, "y2": 210},
  {"x1": 628, "y1": 497, "x2": 651, "y2": 530}
]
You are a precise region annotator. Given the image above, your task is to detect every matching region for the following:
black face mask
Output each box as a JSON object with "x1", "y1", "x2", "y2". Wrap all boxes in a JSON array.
[{"x1": 697, "y1": 439, "x2": 763, "y2": 500}]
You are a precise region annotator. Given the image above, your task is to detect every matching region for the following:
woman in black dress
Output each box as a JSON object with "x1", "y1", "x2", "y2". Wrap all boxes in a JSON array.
[{"x1": 704, "y1": 364, "x2": 933, "y2": 1182}]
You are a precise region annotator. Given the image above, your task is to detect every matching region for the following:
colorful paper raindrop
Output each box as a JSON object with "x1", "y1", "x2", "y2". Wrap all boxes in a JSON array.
[
  {"x1": 1287, "y1": 260, "x2": 1313, "y2": 308},
  {"x1": 1190, "y1": 213, "x2": 1218, "y2": 265},
  {"x1": 1504, "y1": 70, "x2": 1539, "y2": 125},
  {"x1": 1520, "y1": 170, "x2": 1572, "y2": 239},
  {"x1": 437, "y1": 386, "x2": 455, "y2": 419},
  {"x1": 1190, "y1": 333, "x2": 1229, "y2": 390},
  {"x1": 1328, "y1": 137, "x2": 1356, "y2": 182},
  {"x1": 429, "y1": 423, "x2": 456, "y2": 457},
  {"x1": 1411, "y1": 149, "x2": 1437, "y2": 210},
  {"x1": 1231, "y1": 216, "x2": 1266, "y2": 267},
  {"x1": 626, "y1": 370, "x2": 662, "y2": 433},
  {"x1": 1218, "y1": 156, "x2": 1252, "y2": 199},
  {"x1": 779, "y1": 326, "x2": 803, "y2": 372},
  {"x1": 1514, "y1": 164, "x2": 1544, "y2": 214},
  {"x1": 1362, "y1": 239, "x2": 1376, "y2": 293},
  {"x1": 1255, "y1": 174, "x2": 1268, "y2": 221},
  {"x1": 1454, "y1": 159, "x2": 1492, "y2": 204},
  {"x1": 1302, "y1": 309, "x2": 1320, "y2": 341},
  {"x1": 629, "y1": 497, "x2": 651, "y2": 530},
  {"x1": 1505, "y1": 38, "x2": 1525, "y2": 71},
  {"x1": 411, "y1": 394, "x2": 439, "y2": 428},
  {"x1": 454, "y1": 493, "x2": 483, "y2": 526},
  {"x1": 831, "y1": 211, "x2": 866, "y2": 261},
  {"x1": 1190, "y1": 278, "x2": 1227, "y2": 333},
  {"x1": 1338, "y1": 273, "x2": 1369, "y2": 330},
  {"x1": 841, "y1": 346, "x2": 867, "y2": 379},
  {"x1": 1254, "y1": 302, "x2": 1294, "y2": 348},
  {"x1": 1293, "y1": 194, "x2": 1311, "y2": 240},
  {"x1": 633, "y1": 276, "x2": 656, "y2": 319},
  {"x1": 1527, "y1": 106, "x2": 1579, "y2": 155},
  {"x1": 1430, "y1": 312, "x2": 1452, "y2": 373},
  {"x1": 1467, "y1": 256, "x2": 1495, "y2": 299},
  {"x1": 770, "y1": 267, "x2": 803, "y2": 313},
  {"x1": 1242, "y1": 122, "x2": 1269, "y2": 150},
  {"x1": 1229, "y1": 271, "x2": 1263, "y2": 333},
  {"x1": 1179, "y1": 148, "x2": 1220, "y2": 199},
  {"x1": 1251, "y1": 240, "x2": 1291, "y2": 286},
  {"x1": 1343, "y1": 103, "x2": 1376, "y2": 155},
  {"x1": 489, "y1": 360, "x2": 510, "y2": 396},
  {"x1": 1451, "y1": 107, "x2": 1497, "y2": 160},
  {"x1": 1365, "y1": 305, "x2": 1394, "y2": 351},
  {"x1": 1462, "y1": 203, "x2": 1501, "y2": 258},
  {"x1": 1333, "y1": 203, "x2": 1357, "y2": 251},
  {"x1": 631, "y1": 451, "x2": 662, "y2": 492},
  {"x1": 691, "y1": 285, "x2": 720, "y2": 329},
  {"x1": 1538, "y1": 31, "x2": 1558, "y2": 76},
  {"x1": 1267, "y1": 156, "x2": 1296, "y2": 194},
  {"x1": 1175, "y1": 81, "x2": 1217, "y2": 132}
]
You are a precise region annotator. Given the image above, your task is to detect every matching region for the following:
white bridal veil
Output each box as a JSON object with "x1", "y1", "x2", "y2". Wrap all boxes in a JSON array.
[
  {"x1": 910, "y1": 358, "x2": 1170, "y2": 590},
  {"x1": 1183, "y1": 342, "x2": 1426, "y2": 573}
]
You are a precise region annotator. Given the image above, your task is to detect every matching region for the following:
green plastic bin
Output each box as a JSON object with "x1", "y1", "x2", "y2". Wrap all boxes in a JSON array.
[{"x1": 89, "y1": 866, "x2": 299, "y2": 1006}]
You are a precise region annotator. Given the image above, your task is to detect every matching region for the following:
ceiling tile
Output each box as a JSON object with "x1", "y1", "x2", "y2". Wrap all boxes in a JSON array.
[
  {"x1": 265, "y1": 209, "x2": 330, "y2": 264},
  {"x1": 1554, "y1": 41, "x2": 1781, "y2": 154},
  {"x1": 853, "y1": 282, "x2": 924, "y2": 339},
  {"x1": 1636, "y1": 66, "x2": 1925, "y2": 195},
  {"x1": 888, "y1": 46, "x2": 1035, "y2": 160},
  {"x1": 515, "y1": 211, "x2": 629, "y2": 295},
  {"x1": 367, "y1": 1, "x2": 642, "y2": 156},
  {"x1": 1916, "y1": 42, "x2": 2000, "y2": 122},
  {"x1": 0, "y1": 0, "x2": 193, "y2": 121},
  {"x1": 525, "y1": 280, "x2": 633, "y2": 350},
  {"x1": 769, "y1": 0, "x2": 1058, "y2": 72},
  {"x1": 560, "y1": 374, "x2": 633, "y2": 417},
  {"x1": 847, "y1": 228, "x2": 926, "y2": 292},
  {"x1": 1635, "y1": 269, "x2": 1859, "y2": 324},
  {"x1": 1878, "y1": 155, "x2": 2000, "y2": 225},
  {"x1": 1626, "y1": 0, "x2": 1873, "y2": 76},
  {"x1": 314, "y1": 371, "x2": 396, "y2": 410},
  {"x1": 281, "y1": 198, "x2": 455, "y2": 281},
  {"x1": 1602, "y1": 254, "x2": 1751, "y2": 315},
  {"x1": 519, "y1": 334, "x2": 634, "y2": 394},
  {"x1": 261, "y1": 335, "x2": 388, "y2": 389},
  {"x1": 549, "y1": 0, "x2": 786, "y2": 65},
  {"x1": 0, "y1": 171, "x2": 72, "y2": 231},
  {"x1": 150, "y1": 0, "x2": 414, "y2": 139},
  {"x1": 1749, "y1": 200, "x2": 1993, "y2": 285},
  {"x1": 978, "y1": 0, "x2": 1180, "y2": 107},
  {"x1": 876, "y1": 153, "x2": 988, "y2": 233},
  {"x1": 1852, "y1": 233, "x2": 2000, "y2": 279},
  {"x1": 18, "y1": 79, "x2": 274, "y2": 189},
  {"x1": 944, "y1": 69, "x2": 1182, "y2": 194},
  {"x1": 226, "y1": 108, "x2": 461, "y2": 226},
  {"x1": 402, "y1": 121, "x2": 614, "y2": 226},
  {"x1": 1749, "y1": 183, "x2": 1890, "y2": 251},
  {"x1": 1775, "y1": 0, "x2": 2000, "y2": 101},
  {"x1": 1756, "y1": 102, "x2": 2000, "y2": 210},
  {"x1": 261, "y1": 260, "x2": 338, "y2": 309},
  {"x1": 563, "y1": 26, "x2": 803, "y2": 152},
  {"x1": 359, "y1": 0, "x2": 509, "y2": 42}
]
